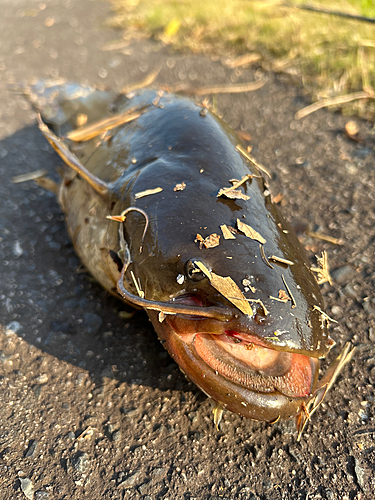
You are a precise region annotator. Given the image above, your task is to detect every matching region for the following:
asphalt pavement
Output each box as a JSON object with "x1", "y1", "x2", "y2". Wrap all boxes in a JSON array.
[{"x1": 0, "y1": 0, "x2": 374, "y2": 499}]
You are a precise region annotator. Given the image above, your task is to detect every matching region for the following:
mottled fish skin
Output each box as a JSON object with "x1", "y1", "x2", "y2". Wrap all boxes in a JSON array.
[{"x1": 26, "y1": 82, "x2": 337, "y2": 424}]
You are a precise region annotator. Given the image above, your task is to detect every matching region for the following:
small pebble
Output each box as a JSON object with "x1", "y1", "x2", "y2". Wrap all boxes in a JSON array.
[
  {"x1": 343, "y1": 283, "x2": 359, "y2": 300},
  {"x1": 118, "y1": 470, "x2": 142, "y2": 488},
  {"x1": 369, "y1": 327, "x2": 375, "y2": 343},
  {"x1": 13, "y1": 240, "x2": 23, "y2": 257},
  {"x1": 354, "y1": 457, "x2": 366, "y2": 489},
  {"x1": 151, "y1": 466, "x2": 168, "y2": 478},
  {"x1": 71, "y1": 452, "x2": 90, "y2": 473},
  {"x1": 31, "y1": 385, "x2": 42, "y2": 399},
  {"x1": 75, "y1": 373, "x2": 86, "y2": 386},
  {"x1": 19, "y1": 477, "x2": 34, "y2": 500},
  {"x1": 331, "y1": 265, "x2": 356, "y2": 285},
  {"x1": 330, "y1": 305, "x2": 341, "y2": 316},
  {"x1": 112, "y1": 430, "x2": 121, "y2": 442},
  {"x1": 363, "y1": 298, "x2": 375, "y2": 316},
  {"x1": 35, "y1": 374, "x2": 48, "y2": 384},
  {"x1": 24, "y1": 440, "x2": 38, "y2": 458}
]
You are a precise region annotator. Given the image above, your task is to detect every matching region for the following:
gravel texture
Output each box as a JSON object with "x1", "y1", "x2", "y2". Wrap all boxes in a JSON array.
[{"x1": 0, "y1": 0, "x2": 374, "y2": 499}]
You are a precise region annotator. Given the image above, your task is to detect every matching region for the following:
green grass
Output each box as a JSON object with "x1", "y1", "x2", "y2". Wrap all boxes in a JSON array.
[{"x1": 106, "y1": 0, "x2": 375, "y2": 118}]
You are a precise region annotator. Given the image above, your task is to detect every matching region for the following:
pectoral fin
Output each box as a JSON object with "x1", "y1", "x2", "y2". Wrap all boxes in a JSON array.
[{"x1": 37, "y1": 114, "x2": 109, "y2": 197}]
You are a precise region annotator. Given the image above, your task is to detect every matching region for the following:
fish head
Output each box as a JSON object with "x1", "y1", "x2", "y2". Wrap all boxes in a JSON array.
[
  {"x1": 110, "y1": 95, "x2": 335, "y2": 423},
  {"x1": 115, "y1": 169, "x2": 334, "y2": 424}
]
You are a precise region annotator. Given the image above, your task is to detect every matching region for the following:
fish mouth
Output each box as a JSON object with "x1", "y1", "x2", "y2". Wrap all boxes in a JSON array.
[
  {"x1": 117, "y1": 259, "x2": 320, "y2": 420},
  {"x1": 167, "y1": 316, "x2": 319, "y2": 400},
  {"x1": 144, "y1": 293, "x2": 318, "y2": 423}
]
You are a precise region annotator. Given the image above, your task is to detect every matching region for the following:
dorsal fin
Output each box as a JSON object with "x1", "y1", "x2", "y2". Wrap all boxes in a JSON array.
[{"x1": 37, "y1": 115, "x2": 109, "y2": 197}]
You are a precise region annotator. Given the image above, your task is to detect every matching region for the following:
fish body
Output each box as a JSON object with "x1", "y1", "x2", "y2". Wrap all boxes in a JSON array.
[{"x1": 25, "y1": 81, "x2": 353, "y2": 435}]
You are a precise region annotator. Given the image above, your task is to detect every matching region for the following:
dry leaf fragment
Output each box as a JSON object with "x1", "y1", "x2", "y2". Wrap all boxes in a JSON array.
[
  {"x1": 210, "y1": 274, "x2": 252, "y2": 315},
  {"x1": 194, "y1": 261, "x2": 252, "y2": 315},
  {"x1": 270, "y1": 290, "x2": 291, "y2": 303},
  {"x1": 217, "y1": 188, "x2": 250, "y2": 201},
  {"x1": 195, "y1": 233, "x2": 220, "y2": 249},
  {"x1": 310, "y1": 251, "x2": 333, "y2": 285},
  {"x1": 195, "y1": 234, "x2": 204, "y2": 247},
  {"x1": 174, "y1": 182, "x2": 186, "y2": 191},
  {"x1": 237, "y1": 219, "x2": 266, "y2": 244},
  {"x1": 278, "y1": 289, "x2": 289, "y2": 302},
  {"x1": 220, "y1": 224, "x2": 236, "y2": 240},
  {"x1": 217, "y1": 174, "x2": 254, "y2": 201},
  {"x1": 242, "y1": 278, "x2": 256, "y2": 293},
  {"x1": 134, "y1": 187, "x2": 163, "y2": 199}
]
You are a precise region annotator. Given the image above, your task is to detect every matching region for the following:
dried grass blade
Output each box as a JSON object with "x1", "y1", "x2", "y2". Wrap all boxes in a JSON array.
[
  {"x1": 269, "y1": 255, "x2": 294, "y2": 266},
  {"x1": 11, "y1": 169, "x2": 48, "y2": 183},
  {"x1": 67, "y1": 110, "x2": 142, "y2": 142},
  {"x1": 120, "y1": 66, "x2": 161, "y2": 94},
  {"x1": 310, "y1": 251, "x2": 333, "y2": 285},
  {"x1": 281, "y1": 274, "x2": 296, "y2": 308},
  {"x1": 224, "y1": 53, "x2": 261, "y2": 68},
  {"x1": 236, "y1": 145, "x2": 271, "y2": 178},
  {"x1": 295, "y1": 91, "x2": 373, "y2": 120},
  {"x1": 165, "y1": 78, "x2": 266, "y2": 96},
  {"x1": 134, "y1": 187, "x2": 163, "y2": 199},
  {"x1": 307, "y1": 231, "x2": 343, "y2": 245}
]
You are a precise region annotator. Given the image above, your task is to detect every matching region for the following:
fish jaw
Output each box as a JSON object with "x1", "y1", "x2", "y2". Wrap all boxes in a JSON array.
[{"x1": 148, "y1": 310, "x2": 319, "y2": 422}]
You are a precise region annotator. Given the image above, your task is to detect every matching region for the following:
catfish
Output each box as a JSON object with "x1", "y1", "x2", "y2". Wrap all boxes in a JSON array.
[{"x1": 24, "y1": 81, "x2": 354, "y2": 438}]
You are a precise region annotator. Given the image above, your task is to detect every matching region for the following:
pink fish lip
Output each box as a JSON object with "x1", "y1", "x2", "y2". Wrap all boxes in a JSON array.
[{"x1": 165, "y1": 315, "x2": 318, "y2": 400}]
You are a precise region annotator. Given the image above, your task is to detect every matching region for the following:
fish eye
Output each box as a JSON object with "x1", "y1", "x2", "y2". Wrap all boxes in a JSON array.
[{"x1": 185, "y1": 259, "x2": 206, "y2": 282}]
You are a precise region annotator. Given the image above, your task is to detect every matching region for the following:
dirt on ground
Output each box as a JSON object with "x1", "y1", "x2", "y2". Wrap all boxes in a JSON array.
[{"x1": 0, "y1": 1, "x2": 374, "y2": 499}]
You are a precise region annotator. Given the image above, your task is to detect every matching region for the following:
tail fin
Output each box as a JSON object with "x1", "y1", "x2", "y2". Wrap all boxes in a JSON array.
[{"x1": 13, "y1": 79, "x2": 118, "y2": 136}]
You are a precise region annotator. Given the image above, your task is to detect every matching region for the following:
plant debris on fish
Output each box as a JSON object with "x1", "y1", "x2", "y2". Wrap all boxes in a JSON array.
[{"x1": 22, "y1": 81, "x2": 354, "y2": 439}]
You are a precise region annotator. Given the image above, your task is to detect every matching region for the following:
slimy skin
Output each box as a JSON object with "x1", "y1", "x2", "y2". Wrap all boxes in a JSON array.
[{"x1": 26, "y1": 82, "x2": 343, "y2": 429}]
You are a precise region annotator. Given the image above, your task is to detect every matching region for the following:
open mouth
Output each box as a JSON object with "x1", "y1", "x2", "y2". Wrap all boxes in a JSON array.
[
  {"x1": 181, "y1": 330, "x2": 317, "y2": 398},
  {"x1": 116, "y1": 265, "x2": 321, "y2": 420},
  {"x1": 166, "y1": 296, "x2": 319, "y2": 401}
]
